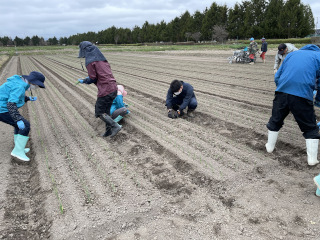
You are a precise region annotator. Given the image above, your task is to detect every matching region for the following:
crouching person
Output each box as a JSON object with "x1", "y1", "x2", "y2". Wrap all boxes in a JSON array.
[
  {"x1": 265, "y1": 44, "x2": 320, "y2": 166},
  {"x1": 166, "y1": 80, "x2": 197, "y2": 118},
  {"x1": 110, "y1": 85, "x2": 130, "y2": 123},
  {"x1": 0, "y1": 71, "x2": 45, "y2": 162}
]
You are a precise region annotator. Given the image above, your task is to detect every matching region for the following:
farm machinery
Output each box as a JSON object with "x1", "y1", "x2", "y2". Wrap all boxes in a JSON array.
[{"x1": 228, "y1": 47, "x2": 258, "y2": 64}]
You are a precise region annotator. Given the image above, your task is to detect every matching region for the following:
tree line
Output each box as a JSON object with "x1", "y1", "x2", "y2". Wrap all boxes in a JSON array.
[{"x1": 0, "y1": 0, "x2": 315, "y2": 46}]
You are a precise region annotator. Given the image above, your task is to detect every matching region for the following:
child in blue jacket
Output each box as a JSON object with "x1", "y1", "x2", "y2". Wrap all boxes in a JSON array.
[{"x1": 110, "y1": 85, "x2": 130, "y2": 122}]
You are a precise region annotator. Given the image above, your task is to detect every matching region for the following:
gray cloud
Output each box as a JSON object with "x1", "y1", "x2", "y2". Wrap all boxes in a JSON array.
[{"x1": 1, "y1": 0, "x2": 319, "y2": 39}]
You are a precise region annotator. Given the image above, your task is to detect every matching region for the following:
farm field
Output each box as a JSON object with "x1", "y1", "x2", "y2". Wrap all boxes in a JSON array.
[{"x1": 1, "y1": 48, "x2": 320, "y2": 239}]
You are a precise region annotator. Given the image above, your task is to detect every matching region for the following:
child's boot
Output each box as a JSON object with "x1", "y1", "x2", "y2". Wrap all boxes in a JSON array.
[{"x1": 314, "y1": 175, "x2": 320, "y2": 196}]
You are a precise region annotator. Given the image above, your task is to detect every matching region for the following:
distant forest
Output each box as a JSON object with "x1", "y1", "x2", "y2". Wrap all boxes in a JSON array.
[{"x1": 0, "y1": 0, "x2": 315, "y2": 46}]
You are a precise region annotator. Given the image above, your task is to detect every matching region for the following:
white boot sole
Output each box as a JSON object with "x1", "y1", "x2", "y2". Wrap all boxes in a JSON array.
[{"x1": 11, "y1": 153, "x2": 30, "y2": 162}]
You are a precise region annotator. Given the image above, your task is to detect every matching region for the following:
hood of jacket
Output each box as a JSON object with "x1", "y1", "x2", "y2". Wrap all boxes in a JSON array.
[
  {"x1": 78, "y1": 41, "x2": 107, "y2": 66},
  {"x1": 7, "y1": 75, "x2": 30, "y2": 89},
  {"x1": 300, "y1": 44, "x2": 320, "y2": 52},
  {"x1": 0, "y1": 75, "x2": 29, "y2": 113}
]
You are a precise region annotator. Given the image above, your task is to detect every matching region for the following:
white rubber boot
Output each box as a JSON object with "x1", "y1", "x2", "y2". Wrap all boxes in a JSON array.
[
  {"x1": 306, "y1": 139, "x2": 319, "y2": 166},
  {"x1": 265, "y1": 130, "x2": 279, "y2": 153}
]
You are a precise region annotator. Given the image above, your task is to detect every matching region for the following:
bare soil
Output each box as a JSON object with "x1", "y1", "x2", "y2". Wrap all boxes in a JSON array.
[{"x1": 1, "y1": 49, "x2": 320, "y2": 240}]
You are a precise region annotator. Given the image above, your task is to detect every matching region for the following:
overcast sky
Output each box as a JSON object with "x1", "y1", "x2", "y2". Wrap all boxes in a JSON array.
[{"x1": 1, "y1": 0, "x2": 319, "y2": 39}]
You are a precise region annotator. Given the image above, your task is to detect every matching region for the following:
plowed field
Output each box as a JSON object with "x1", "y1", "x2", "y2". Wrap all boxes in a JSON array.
[{"x1": 1, "y1": 49, "x2": 320, "y2": 239}]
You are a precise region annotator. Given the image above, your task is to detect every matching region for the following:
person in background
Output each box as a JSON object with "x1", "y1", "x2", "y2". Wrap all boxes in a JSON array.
[
  {"x1": 77, "y1": 41, "x2": 121, "y2": 137},
  {"x1": 166, "y1": 80, "x2": 197, "y2": 118},
  {"x1": 265, "y1": 44, "x2": 320, "y2": 170},
  {"x1": 248, "y1": 37, "x2": 258, "y2": 65},
  {"x1": 0, "y1": 71, "x2": 45, "y2": 162},
  {"x1": 110, "y1": 85, "x2": 130, "y2": 123},
  {"x1": 274, "y1": 43, "x2": 298, "y2": 74},
  {"x1": 260, "y1": 38, "x2": 268, "y2": 63}
]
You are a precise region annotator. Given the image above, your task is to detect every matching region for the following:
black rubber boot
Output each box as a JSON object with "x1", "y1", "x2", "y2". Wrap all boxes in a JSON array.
[
  {"x1": 103, "y1": 126, "x2": 112, "y2": 137},
  {"x1": 99, "y1": 113, "x2": 121, "y2": 137}
]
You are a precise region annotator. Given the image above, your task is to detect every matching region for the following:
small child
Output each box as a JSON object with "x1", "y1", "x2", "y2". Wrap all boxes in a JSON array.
[
  {"x1": 260, "y1": 38, "x2": 268, "y2": 63},
  {"x1": 110, "y1": 85, "x2": 130, "y2": 122}
]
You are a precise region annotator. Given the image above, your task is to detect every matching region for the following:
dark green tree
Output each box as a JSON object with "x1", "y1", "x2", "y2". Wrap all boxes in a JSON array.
[
  {"x1": 227, "y1": 3, "x2": 246, "y2": 39},
  {"x1": 179, "y1": 11, "x2": 193, "y2": 41},
  {"x1": 201, "y1": 3, "x2": 228, "y2": 40},
  {"x1": 131, "y1": 25, "x2": 142, "y2": 43},
  {"x1": 264, "y1": 0, "x2": 284, "y2": 38},
  {"x1": 192, "y1": 11, "x2": 204, "y2": 32},
  {"x1": 31, "y1": 35, "x2": 40, "y2": 46},
  {"x1": 0, "y1": 36, "x2": 10, "y2": 46},
  {"x1": 14, "y1": 36, "x2": 24, "y2": 46},
  {"x1": 23, "y1": 37, "x2": 31, "y2": 46}
]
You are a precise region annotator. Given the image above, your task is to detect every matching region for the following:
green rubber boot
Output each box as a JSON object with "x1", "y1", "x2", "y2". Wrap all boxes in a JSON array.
[
  {"x1": 11, "y1": 134, "x2": 30, "y2": 161},
  {"x1": 14, "y1": 134, "x2": 30, "y2": 153}
]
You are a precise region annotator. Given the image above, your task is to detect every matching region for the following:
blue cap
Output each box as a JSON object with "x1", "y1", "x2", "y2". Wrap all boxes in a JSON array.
[{"x1": 250, "y1": 37, "x2": 254, "y2": 41}]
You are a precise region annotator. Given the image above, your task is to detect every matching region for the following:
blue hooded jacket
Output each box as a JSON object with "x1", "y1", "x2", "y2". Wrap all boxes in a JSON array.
[
  {"x1": 0, "y1": 75, "x2": 30, "y2": 113},
  {"x1": 274, "y1": 44, "x2": 320, "y2": 101}
]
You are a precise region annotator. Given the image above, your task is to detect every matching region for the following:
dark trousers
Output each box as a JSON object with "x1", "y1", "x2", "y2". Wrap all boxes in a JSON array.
[
  {"x1": 95, "y1": 91, "x2": 117, "y2": 118},
  {"x1": 267, "y1": 92, "x2": 320, "y2": 139},
  {"x1": 171, "y1": 96, "x2": 198, "y2": 111},
  {"x1": 0, "y1": 112, "x2": 30, "y2": 136}
]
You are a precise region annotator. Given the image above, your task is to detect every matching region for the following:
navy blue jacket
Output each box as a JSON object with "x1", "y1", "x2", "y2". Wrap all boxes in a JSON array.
[
  {"x1": 261, "y1": 41, "x2": 268, "y2": 52},
  {"x1": 166, "y1": 81, "x2": 195, "y2": 111}
]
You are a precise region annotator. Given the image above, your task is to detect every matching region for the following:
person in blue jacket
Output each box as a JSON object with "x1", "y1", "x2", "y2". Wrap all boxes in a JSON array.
[
  {"x1": 265, "y1": 44, "x2": 320, "y2": 168},
  {"x1": 110, "y1": 85, "x2": 130, "y2": 122},
  {"x1": 0, "y1": 71, "x2": 45, "y2": 162},
  {"x1": 166, "y1": 80, "x2": 197, "y2": 118}
]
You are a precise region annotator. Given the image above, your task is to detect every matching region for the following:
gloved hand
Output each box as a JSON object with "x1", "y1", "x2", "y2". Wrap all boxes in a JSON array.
[
  {"x1": 17, "y1": 120, "x2": 25, "y2": 130},
  {"x1": 168, "y1": 109, "x2": 175, "y2": 119},
  {"x1": 315, "y1": 100, "x2": 320, "y2": 108},
  {"x1": 273, "y1": 69, "x2": 277, "y2": 74},
  {"x1": 174, "y1": 111, "x2": 179, "y2": 118},
  {"x1": 29, "y1": 96, "x2": 37, "y2": 101},
  {"x1": 78, "y1": 79, "x2": 84, "y2": 84}
]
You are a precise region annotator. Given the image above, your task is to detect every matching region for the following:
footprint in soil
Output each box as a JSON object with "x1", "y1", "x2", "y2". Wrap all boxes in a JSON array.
[{"x1": 128, "y1": 144, "x2": 145, "y2": 155}]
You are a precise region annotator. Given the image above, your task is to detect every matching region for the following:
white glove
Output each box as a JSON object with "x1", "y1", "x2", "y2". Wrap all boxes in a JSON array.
[{"x1": 273, "y1": 69, "x2": 277, "y2": 74}]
